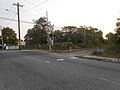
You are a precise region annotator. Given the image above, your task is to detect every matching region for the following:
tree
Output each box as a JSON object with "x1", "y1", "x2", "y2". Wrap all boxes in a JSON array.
[
  {"x1": 115, "y1": 28, "x2": 120, "y2": 45},
  {"x1": 106, "y1": 32, "x2": 115, "y2": 47},
  {"x1": 62, "y1": 26, "x2": 78, "y2": 43},
  {"x1": 104, "y1": 23, "x2": 120, "y2": 61},
  {"x1": 54, "y1": 30, "x2": 64, "y2": 43},
  {"x1": 62, "y1": 26, "x2": 77, "y2": 33},
  {"x1": 54, "y1": 26, "x2": 104, "y2": 48},
  {"x1": 0, "y1": 27, "x2": 17, "y2": 45},
  {"x1": 106, "y1": 32, "x2": 115, "y2": 41},
  {"x1": 78, "y1": 26, "x2": 104, "y2": 47},
  {"x1": 25, "y1": 17, "x2": 48, "y2": 48}
]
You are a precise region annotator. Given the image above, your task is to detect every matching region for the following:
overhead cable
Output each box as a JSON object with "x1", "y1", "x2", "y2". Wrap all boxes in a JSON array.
[{"x1": 0, "y1": 16, "x2": 34, "y2": 24}]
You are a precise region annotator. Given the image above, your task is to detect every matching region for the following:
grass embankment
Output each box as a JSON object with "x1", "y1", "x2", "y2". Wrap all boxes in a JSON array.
[{"x1": 92, "y1": 46, "x2": 120, "y2": 59}]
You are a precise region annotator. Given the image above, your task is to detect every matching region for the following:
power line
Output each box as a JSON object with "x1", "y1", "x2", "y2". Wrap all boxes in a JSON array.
[
  {"x1": 20, "y1": 0, "x2": 27, "y2": 4},
  {"x1": 21, "y1": 0, "x2": 49, "y2": 13},
  {"x1": 20, "y1": 0, "x2": 44, "y2": 13},
  {"x1": 21, "y1": 0, "x2": 40, "y2": 6},
  {"x1": 6, "y1": 14, "x2": 17, "y2": 26},
  {"x1": 21, "y1": 0, "x2": 49, "y2": 12},
  {"x1": 5, "y1": 5, "x2": 14, "y2": 17},
  {"x1": 1, "y1": 6, "x2": 16, "y2": 26},
  {"x1": 0, "y1": 0, "x2": 16, "y2": 26},
  {"x1": 0, "y1": 17, "x2": 34, "y2": 24},
  {"x1": 22, "y1": 0, "x2": 48, "y2": 12},
  {"x1": 5, "y1": 8, "x2": 17, "y2": 26},
  {"x1": 0, "y1": 9, "x2": 6, "y2": 26}
]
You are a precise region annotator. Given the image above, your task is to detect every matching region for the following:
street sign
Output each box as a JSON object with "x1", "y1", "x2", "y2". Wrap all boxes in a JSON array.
[{"x1": 18, "y1": 40, "x2": 23, "y2": 45}]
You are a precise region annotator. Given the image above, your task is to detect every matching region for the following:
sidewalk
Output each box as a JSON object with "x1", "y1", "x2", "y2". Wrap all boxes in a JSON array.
[
  {"x1": 54, "y1": 48, "x2": 120, "y2": 63},
  {"x1": 78, "y1": 55, "x2": 120, "y2": 63}
]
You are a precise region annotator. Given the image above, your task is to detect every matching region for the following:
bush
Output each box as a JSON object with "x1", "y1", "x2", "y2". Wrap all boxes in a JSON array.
[
  {"x1": 54, "y1": 42, "x2": 73, "y2": 50},
  {"x1": 39, "y1": 44, "x2": 49, "y2": 50},
  {"x1": 92, "y1": 50, "x2": 103, "y2": 55},
  {"x1": 105, "y1": 45, "x2": 120, "y2": 58},
  {"x1": 72, "y1": 45, "x2": 81, "y2": 49},
  {"x1": 78, "y1": 43, "x2": 92, "y2": 48}
]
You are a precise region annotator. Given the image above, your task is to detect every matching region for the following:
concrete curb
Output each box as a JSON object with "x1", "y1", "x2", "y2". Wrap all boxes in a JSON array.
[{"x1": 77, "y1": 55, "x2": 120, "y2": 63}]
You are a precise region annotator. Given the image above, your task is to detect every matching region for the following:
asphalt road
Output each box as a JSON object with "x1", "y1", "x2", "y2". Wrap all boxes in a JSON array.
[{"x1": 0, "y1": 50, "x2": 120, "y2": 90}]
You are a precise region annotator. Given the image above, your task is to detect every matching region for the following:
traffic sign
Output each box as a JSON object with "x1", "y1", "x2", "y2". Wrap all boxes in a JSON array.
[{"x1": 18, "y1": 40, "x2": 23, "y2": 45}]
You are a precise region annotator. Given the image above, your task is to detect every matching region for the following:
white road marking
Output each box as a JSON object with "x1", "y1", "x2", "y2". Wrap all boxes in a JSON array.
[
  {"x1": 45, "y1": 61, "x2": 50, "y2": 63},
  {"x1": 70, "y1": 57, "x2": 78, "y2": 59},
  {"x1": 57, "y1": 59, "x2": 64, "y2": 61}
]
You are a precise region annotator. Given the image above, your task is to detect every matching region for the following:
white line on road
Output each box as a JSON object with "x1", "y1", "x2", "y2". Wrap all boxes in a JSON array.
[
  {"x1": 70, "y1": 57, "x2": 78, "y2": 59},
  {"x1": 57, "y1": 59, "x2": 64, "y2": 62},
  {"x1": 45, "y1": 61, "x2": 50, "y2": 63}
]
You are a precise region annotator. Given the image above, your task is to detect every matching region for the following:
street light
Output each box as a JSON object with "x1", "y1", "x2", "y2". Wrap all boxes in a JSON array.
[{"x1": 6, "y1": 9, "x2": 17, "y2": 14}]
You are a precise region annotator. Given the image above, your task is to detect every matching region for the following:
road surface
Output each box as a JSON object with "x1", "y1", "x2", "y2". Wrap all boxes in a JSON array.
[{"x1": 0, "y1": 50, "x2": 120, "y2": 90}]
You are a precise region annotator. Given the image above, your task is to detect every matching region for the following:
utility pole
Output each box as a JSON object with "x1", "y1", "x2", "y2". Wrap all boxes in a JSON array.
[
  {"x1": 84, "y1": 26, "x2": 87, "y2": 45},
  {"x1": 46, "y1": 11, "x2": 51, "y2": 50},
  {"x1": 0, "y1": 26, "x2": 3, "y2": 49},
  {"x1": 13, "y1": 2, "x2": 23, "y2": 50},
  {"x1": 46, "y1": 11, "x2": 54, "y2": 51}
]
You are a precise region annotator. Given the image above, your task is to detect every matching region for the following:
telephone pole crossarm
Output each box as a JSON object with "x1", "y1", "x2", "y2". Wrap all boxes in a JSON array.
[{"x1": 13, "y1": 3, "x2": 23, "y2": 7}]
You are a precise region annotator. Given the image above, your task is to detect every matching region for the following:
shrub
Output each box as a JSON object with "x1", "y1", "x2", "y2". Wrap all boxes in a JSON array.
[
  {"x1": 92, "y1": 51, "x2": 103, "y2": 55},
  {"x1": 105, "y1": 45, "x2": 120, "y2": 58},
  {"x1": 54, "y1": 42, "x2": 73, "y2": 50},
  {"x1": 78, "y1": 43, "x2": 92, "y2": 48},
  {"x1": 39, "y1": 44, "x2": 49, "y2": 50},
  {"x1": 72, "y1": 45, "x2": 80, "y2": 49}
]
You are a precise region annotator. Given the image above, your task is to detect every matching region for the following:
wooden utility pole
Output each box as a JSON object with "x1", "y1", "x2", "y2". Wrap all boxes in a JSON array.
[
  {"x1": 13, "y1": 2, "x2": 23, "y2": 50},
  {"x1": 0, "y1": 26, "x2": 3, "y2": 49}
]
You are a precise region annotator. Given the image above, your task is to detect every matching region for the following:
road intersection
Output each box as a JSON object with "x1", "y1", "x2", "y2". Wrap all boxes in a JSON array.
[{"x1": 0, "y1": 50, "x2": 120, "y2": 90}]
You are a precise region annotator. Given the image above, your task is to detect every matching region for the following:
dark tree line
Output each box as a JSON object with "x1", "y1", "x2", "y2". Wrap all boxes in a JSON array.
[
  {"x1": 0, "y1": 17, "x2": 119, "y2": 50},
  {"x1": 24, "y1": 17, "x2": 105, "y2": 49},
  {"x1": 54, "y1": 26, "x2": 104, "y2": 48}
]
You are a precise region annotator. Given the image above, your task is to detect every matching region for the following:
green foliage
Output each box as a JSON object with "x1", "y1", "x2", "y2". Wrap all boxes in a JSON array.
[
  {"x1": 25, "y1": 17, "x2": 48, "y2": 48},
  {"x1": 103, "y1": 26, "x2": 120, "y2": 59},
  {"x1": 39, "y1": 44, "x2": 49, "y2": 50},
  {"x1": 53, "y1": 42, "x2": 73, "y2": 50},
  {"x1": 115, "y1": 28, "x2": 120, "y2": 45},
  {"x1": 105, "y1": 32, "x2": 116, "y2": 47},
  {"x1": 0, "y1": 27, "x2": 17, "y2": 45},
  {"x1": 105, "y1": 45, "x2": 120, "y2": 57},
  {"x1": 72, "y1": 45, "x2": 80, "y2": 49},
  {"x1": 92, "y1": 51, "x2": 103, "y2": 55},
  {"x1": 54, "y1": 26, "x2": 104, "y2": 49},
  {"x1": 25, "y1": 22, "x2": 105, "y2": 49},
  {"x1": 78, "y1": 43, "x2": 91, "y2": 48}
]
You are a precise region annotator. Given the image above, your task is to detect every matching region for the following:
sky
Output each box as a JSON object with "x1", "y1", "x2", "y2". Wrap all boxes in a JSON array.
[{"x1": 0, "y1": 0, "x2": 120, "y2": 39}]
